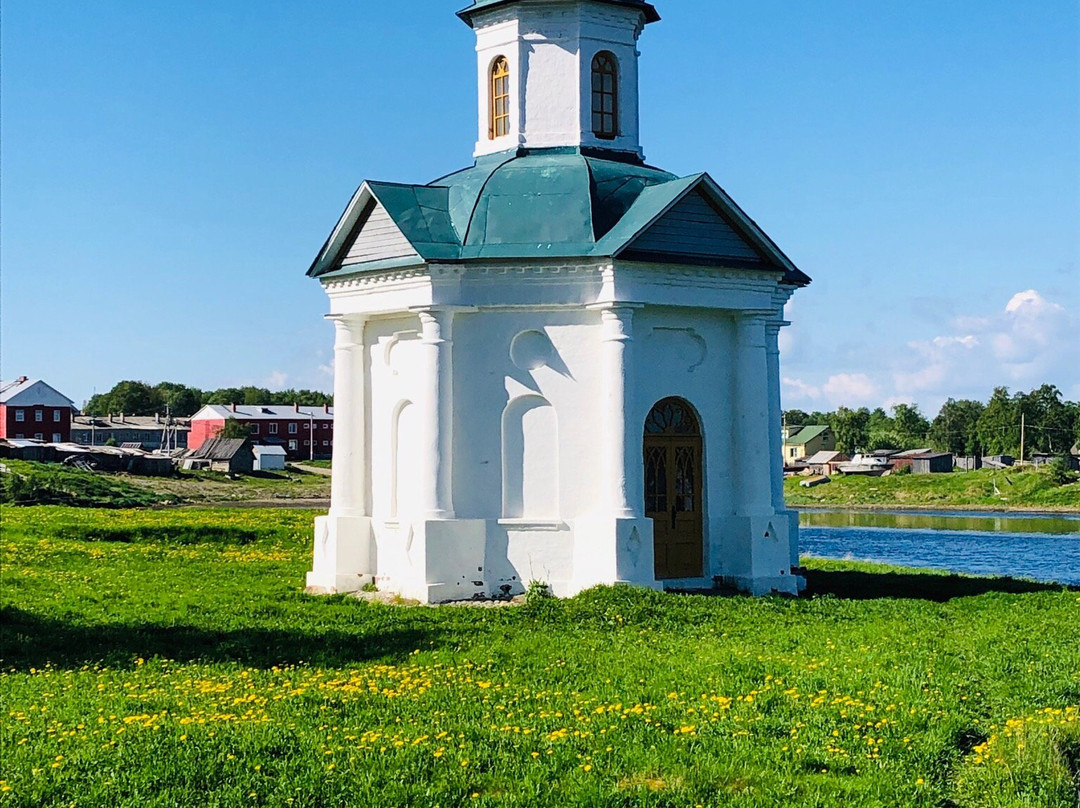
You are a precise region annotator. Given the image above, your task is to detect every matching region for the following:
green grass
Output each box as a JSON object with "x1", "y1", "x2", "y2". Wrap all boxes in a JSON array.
[
  {"x1": 2, "y1": 506, "x2": 1078, "y2": 807},
  {"x1": 0, "y1": 460, "x2": 170, "y2": 508},
  {"x1": 786, "y1": 466, "x2": 1080, "y2": 511},
  {"x1": 0, "y1": 460, "x2": 331, "y2": 508}
]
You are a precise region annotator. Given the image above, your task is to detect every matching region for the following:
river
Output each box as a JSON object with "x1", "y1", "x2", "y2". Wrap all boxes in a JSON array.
[{"x1": 798, "y1": 509, "x2": 1080, "y2": 586}]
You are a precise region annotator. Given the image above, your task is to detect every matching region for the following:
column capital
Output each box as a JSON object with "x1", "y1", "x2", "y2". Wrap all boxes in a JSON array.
[
  {"x1": 764, "y1": 320, "x2": 791, "y2": 337},
  {"x1": 592, "y1": 303, "x2": 642, "y2": 343},
  {"x1": 326, "y1": 313, "x2": 367, "y2": 345}
]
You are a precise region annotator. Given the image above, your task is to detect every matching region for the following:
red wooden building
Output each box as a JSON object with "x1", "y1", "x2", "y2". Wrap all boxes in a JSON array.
[
  {"x1": 0, "y1": 377, "x2": 76, "y2": 443},
  {"x1": 189, "y1": 403, "x2": 334, "y2": 460}
]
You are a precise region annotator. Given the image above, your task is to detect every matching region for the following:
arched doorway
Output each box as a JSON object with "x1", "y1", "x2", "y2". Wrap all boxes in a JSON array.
[{"x1": 644, "y1": 398, "x2": 704, "y2": 579}]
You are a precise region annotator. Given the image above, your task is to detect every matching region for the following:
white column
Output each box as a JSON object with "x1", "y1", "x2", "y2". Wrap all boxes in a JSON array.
[
  {"x1": 599, "y1": 305, "x2": 639, "y2": 518},
  {"x1": 766, "y1": 320, "x2": 788, "y2": 510},
  {"x1": 329, "y1": 314, "x2": 367, "y2": 518},
  {"x1": 418, "y1": 309, "x2": 455, "y2": 519},
  {"x1": 734, "y1": 313, "x2": 773, "y2": 515}
]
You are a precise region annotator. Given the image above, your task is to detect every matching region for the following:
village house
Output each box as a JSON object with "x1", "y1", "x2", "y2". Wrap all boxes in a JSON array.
[
  {"x1": 305, "y1": 0, "x2": 811, "y2": 602},
  {"x1": 189, "y1": 404, "x2": 334, "y2": 461},
  {"x1": 802, "y1": 450, "x2": 849, "y2": 477},
  {"x1": 70, "y1": 413, "x2": 190, "y2": 451},
  {"x1": 782, "y1": 425, "x2": 836, "y2": 464},
  {"x1": 184, "y1": 437, "x2": 255, "y2": 474},
  {"x1": 0, "y1": 378, "x2": 76, "y2": 444}
]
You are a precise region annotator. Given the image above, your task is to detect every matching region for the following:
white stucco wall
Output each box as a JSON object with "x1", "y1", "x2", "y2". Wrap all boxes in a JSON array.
[
  {"x1": 472, "y1": 1, "x2": 646, "y2": 158},
  {"x1": 308, "y1": 260, "x2": 800, "y2": 602}
]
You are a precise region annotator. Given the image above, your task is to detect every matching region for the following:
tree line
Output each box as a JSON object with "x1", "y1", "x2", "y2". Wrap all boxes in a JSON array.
[
  {"x1": 83, "y1": 381, "x2": 333, "y2": 418},
  {"x1": 785, "y1": 384, "x2": 1080, "y2": 459}
]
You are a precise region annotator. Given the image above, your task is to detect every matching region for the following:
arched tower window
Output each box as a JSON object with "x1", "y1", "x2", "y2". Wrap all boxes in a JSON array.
[
  {"x1": 490, "y1": 56, "x2": 511, "y2": 139},
  {"x1": 591, "y1": 52, "x2": 619, "y2": 139}
]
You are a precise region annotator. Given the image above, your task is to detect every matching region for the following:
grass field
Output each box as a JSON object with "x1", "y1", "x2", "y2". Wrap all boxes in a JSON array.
[
  {"x1": 2, "y1": 506, "x2": 1079, "y2": 807},
  {"x1": 785, "y1": 466, "x2": 1080, "y2": 512},
  {"x1": 0, "y1": 460, "x2": 330, "y2": 508}
]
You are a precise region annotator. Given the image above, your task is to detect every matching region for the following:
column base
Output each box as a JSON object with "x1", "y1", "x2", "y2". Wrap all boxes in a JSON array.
[
  {"x1": 570, "y1": 515, "x2": 661, "y2": 595},
  {"x1": 305, "y1": 514, "x2": 375, "y2": 594},
  {"x1": 713, "y1": 511, "x2": 803, "y2": 596},
  {"x1": 374, "y1": 519, "x2": 488, "y2": 604}
]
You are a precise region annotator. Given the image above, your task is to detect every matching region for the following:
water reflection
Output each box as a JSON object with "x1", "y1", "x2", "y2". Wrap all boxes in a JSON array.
[
  {"x1": 798, "y1": 509, "x2": 1080, "y2": 586},
  {"x1": 800, "y1": 509, "x2": 1080, "y2": 536}
]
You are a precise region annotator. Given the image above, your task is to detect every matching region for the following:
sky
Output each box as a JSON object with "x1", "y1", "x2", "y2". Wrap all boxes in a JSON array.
[{"x1": 2, "y1": 0, "x2": 1078, "y2": 414}]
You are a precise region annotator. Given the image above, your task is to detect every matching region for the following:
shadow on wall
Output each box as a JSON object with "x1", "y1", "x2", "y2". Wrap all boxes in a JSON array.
[
  {"x1": 0, "y1": 606, "x2": 444, "y2": 672},
  {"x1": 802, "y1": 569, "x2": 1075, "y2": 602}
]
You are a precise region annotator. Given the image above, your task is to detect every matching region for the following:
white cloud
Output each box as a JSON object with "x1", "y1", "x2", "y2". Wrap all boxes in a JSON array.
[
  {"x1": 267, "y1": 370, "x2": 288, "y2": 388},
  {"x1": 782, "y1": 289, "x2": 1079, "y2": 412},
  {"x1": 782, "y1": 377, "x2": 821, "y2": 401},
  {"x1": 822, "y1": 373, "x2": 878, "y2": 404}
]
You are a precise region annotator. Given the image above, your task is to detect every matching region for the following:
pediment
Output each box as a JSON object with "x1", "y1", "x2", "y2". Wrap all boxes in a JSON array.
[
  {"x1": 339, "y1": 199, "x2": 419, "y2": 268},
  {"x1": 619, "y1": 188, "x2": 768, "y2": 268}
]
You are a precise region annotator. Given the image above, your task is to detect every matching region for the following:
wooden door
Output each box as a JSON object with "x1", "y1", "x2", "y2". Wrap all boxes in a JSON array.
[{"x1": 644, "y1": 399, "x2": 704, "y2": 579}]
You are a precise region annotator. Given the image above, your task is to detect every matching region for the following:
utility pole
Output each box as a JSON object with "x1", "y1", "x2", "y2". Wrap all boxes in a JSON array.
[{"x1": 1019, "y1": 412, "x2": 1025, "y2": 463}]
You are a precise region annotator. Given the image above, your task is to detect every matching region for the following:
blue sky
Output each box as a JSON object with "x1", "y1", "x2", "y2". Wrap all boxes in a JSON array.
[{"x1": 3, "y1": 0, "x2": 1077, "y2": 413}]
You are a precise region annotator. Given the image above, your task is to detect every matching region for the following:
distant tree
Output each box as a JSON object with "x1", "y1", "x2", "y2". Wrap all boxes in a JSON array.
[
  {"x1": 783, "y1": 410, "x2": 810, "y2": 428},
  {"x1": 892, "y1": 403, "x2": 930, "y2": 449},
  {"x1": 87, "y1": 381, "x2": 164, "y2": 417},
  {"x1": 1018, "y1": 384, "x2": 1073, "y2": 455},
  {"x1": 200, "y1": 386, "x2": 332, "y2": 408},
  {"x1": 831, "y1": 407, "x2": 871, "y2": 455},
  {"x1": 977, "y1": 387, "x2": 1019, "y2": 457},
  {"x1": 216, "y1": 419, "x2": 252, "y2": 440},
  {"x1": 204, "y1": 388, "x2": 246, "y2": 406},
  {"x1": 83, "y1": 393, "x2": 110, "y2": 416},
  {"x1": 274, "y1": 389, "x2": 334, "y2": 408},
  {"x1": 104, "y1": 437, "x2": 118, "y2": 447},
  {"x1": 866, "y1": 408, "x2": 898, "y2": 450},
  {"x1": 928, "y1": 399, "x2": 985, "y2": 456},
  {"x1": 154, "y1": 382, "x2": 203, "y2": 417}
]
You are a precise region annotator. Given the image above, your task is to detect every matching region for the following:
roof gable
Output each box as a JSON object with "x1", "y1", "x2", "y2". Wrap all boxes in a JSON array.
[
  {"x1": 601, "y1": 174, "x2": 810, "y2": 285},
  {"x1": 622, "y1": 187, "x2": 766, "y2": 266},
  {"x1": 786, "y1": 425, "x2": 831, "y2": 445},
  {"x1": 340, "y1": 199, "x2": 419, "y2": 268},
  {"x1": 0, "y1": 379, "x2": 75, "y2": 408},
  {"x1": 308, "y1": 183, "x2": 458, "y2": 278}
]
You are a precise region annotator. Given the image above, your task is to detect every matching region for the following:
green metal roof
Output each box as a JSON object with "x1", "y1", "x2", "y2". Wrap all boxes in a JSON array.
[
  {"x1": 786, "y1": 425, "x2": 831, "y2": 446},
  {"x1": 457, "y1": 0, "x2": 660, "y2": 27},
  {"x1": 308, "y1": 148, "x2": 810, "y2": 287}
]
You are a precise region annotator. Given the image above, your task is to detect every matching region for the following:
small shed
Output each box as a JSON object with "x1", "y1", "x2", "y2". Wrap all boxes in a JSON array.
[
  {"x1": 955, "y1": 455, "x2": 982, "y2": 471},
  {"x1": 911, "y1": 453, "x2": 953, "y2": 474},
  {"x1": 187, "y1": 438, "x2": 254, "y2": 474},
  {"x1": 253, "y1": 445, "x2": 288, "y2": 472},
  {"x1": 1032, "y1": 453, "x2": 1079, "y2": 471},
  {"x1": 804, "y1": 450, "x2": 849, "y2": 477},
  {"x1": 983, "y1": 455, "x2": 1015, "y2": 469}
]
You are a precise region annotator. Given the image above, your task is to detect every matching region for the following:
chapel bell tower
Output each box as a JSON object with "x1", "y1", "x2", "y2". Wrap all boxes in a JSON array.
[{"x1": 458, "y1": 0, "x2": 660, "y2": 160}]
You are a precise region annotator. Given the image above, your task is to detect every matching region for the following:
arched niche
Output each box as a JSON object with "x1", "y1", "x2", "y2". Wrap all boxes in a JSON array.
[
  {"x1": 391, "y1": 400, "x2": 420, "y2": 518},
  {"x1": 501, "y1": 395, "x2": 559, "y2": 519}
]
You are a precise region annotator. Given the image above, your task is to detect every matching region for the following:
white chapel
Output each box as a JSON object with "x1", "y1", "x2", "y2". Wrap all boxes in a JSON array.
[{"x1": 305, "y1": 0, "x2": 811, "y2": 602}]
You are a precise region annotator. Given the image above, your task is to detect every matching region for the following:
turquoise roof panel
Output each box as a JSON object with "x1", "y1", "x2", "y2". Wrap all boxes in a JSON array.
[
  {"x1": 457, "y1": 0, "x2": 660, "y2": 27},
  {"x1": 308, "y1": 147, "x2": 810, "y2": 287}
]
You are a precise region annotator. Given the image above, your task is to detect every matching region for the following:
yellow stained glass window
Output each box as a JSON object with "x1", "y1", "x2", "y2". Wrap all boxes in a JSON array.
[{"x1": 490, "y1": 57, "x2": 510, "y2": 139}]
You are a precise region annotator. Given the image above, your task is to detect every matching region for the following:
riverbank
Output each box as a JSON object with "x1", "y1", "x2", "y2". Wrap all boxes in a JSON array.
[
  {"x1": 785, "y1": 466, "x2": 1080, "y2": 513},
  {"x1": 2, "y1": 505, "x2": 1078, "y2": 807}
]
